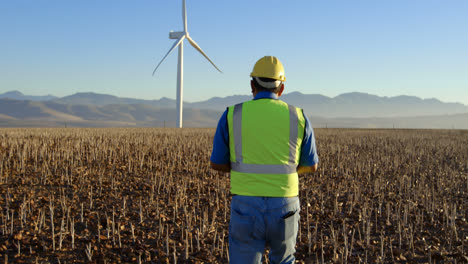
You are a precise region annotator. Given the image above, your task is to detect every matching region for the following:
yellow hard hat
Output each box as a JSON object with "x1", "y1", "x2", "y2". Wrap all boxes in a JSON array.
[{"x1": 250, "y1": 56, "x2": 286, "y2": 82}]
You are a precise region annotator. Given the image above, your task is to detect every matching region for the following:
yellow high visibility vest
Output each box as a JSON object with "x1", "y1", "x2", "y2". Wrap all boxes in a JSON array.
[{"x1": 227, "y1": 98, "x2": 305, "y2": 197}]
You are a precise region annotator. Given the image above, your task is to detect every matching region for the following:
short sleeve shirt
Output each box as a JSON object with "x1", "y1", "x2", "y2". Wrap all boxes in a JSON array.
[{"x1": 210, "y1": 91, "x2": 319, "y2": 167}]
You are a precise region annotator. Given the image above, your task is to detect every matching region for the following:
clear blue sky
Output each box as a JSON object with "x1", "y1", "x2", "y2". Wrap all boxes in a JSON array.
[{"x1": 1, "y1": 0, "x2": 467, "y2": 104}]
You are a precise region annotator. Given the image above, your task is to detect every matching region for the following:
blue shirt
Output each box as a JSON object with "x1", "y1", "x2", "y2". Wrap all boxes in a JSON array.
[{"x1": 210, "y1": 91, "x2": 319, "y2": 167}]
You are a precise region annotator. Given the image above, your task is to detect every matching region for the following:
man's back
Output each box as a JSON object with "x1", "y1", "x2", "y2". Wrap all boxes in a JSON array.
[{"x1": 227, "y1": 97, "x2": 305, "y2": 197}]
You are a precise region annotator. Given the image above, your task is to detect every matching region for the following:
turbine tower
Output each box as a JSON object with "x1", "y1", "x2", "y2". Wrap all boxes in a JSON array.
[{"x1": 153, "y1": 0, "x2": 222, "y2": 128}]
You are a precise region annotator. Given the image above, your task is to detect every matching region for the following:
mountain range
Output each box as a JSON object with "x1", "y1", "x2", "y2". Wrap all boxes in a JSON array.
[
  {"x1": 1, "y1": 90, "x2": 467, "y2": 128},
  {"x1": 0, "y1": 90, "x2": 57, "y2": 101}
]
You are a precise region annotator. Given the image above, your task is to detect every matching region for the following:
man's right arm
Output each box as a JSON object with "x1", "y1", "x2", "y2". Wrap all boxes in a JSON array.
[
  {"x1": 210, "y1": 110, "x2": 231, "y2": 173},
  {"x1": 210, "y1": 161, "x2": 231, "y2": 172}
]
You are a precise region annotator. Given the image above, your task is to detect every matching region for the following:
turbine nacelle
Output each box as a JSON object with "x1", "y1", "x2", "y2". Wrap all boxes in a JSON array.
[{"x1": 169, "y1": 31, "x2": 185, "y2": 39}]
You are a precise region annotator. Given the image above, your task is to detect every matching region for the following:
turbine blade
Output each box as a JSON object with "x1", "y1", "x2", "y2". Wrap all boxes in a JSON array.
[
  {"x1": 186, "y1": 36, "x2": 222, "y2": 73},
  {"x1": 152, "y1": 35, "x2": 186, "y2": 76},
  {"x1": 183, "y1": 0, "x2": 187, "y2": 32}
]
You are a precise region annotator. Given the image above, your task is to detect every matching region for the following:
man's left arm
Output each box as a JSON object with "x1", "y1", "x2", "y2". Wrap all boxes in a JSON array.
[
  {"x1": 297, "y1": 112, "x2": 319, "y2": 174},
  {"x1": 297, "y1": 164, "x2": 318, "y2": 174}
]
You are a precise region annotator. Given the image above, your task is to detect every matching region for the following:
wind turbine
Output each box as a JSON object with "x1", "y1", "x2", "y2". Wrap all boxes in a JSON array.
[{"x1": 152, "y1": 0, "x2": 222, "y2": 128}]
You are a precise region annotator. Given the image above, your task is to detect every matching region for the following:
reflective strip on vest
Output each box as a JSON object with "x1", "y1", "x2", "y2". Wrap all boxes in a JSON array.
[{"x1": 231, "y1": 103, "x2": 299, "y2": 174}]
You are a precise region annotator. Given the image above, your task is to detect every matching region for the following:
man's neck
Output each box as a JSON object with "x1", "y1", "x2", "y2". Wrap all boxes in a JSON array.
[{"x1": 253, "y1": 91, "x2": 279, "y2": 100}]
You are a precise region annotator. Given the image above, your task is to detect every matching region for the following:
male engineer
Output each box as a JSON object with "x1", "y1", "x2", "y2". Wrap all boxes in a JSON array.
[{"x1": 210, "y1": 56, "x2": 319, "y2": 263}]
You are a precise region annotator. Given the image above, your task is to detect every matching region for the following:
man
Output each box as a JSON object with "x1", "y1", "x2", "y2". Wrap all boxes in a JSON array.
[{"x1": 210, "y1": 56, "x2": 319, "y2": 263}]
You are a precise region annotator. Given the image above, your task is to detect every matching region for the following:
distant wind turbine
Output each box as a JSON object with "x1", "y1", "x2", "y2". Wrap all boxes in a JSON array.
[{"x1": 152, "y1": 0, "x2": 222, "y2": 128}]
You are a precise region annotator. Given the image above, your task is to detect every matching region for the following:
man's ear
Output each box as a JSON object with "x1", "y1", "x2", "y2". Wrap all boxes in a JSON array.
[
  {"x1": 251, "y1": 80, "x2": 256, "y2": 95},
  {"x1": 277, "y1": 83, "x2": 285, "y2": 97}
]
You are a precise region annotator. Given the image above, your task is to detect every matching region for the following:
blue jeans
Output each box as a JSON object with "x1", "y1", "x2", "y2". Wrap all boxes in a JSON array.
[{"x1": 229, "y1": 195, "x2": 300, "y2": 264}]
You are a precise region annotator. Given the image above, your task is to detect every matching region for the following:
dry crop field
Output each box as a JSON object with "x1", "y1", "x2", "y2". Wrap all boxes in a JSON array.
[{"x1": 0, "y1": 128, "x2": 466, "y2": 263}]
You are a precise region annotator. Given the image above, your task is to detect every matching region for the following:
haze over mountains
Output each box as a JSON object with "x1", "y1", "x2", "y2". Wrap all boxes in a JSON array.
[{"x1": 1, "y1": 90, "x2": 467, "y2": 128}]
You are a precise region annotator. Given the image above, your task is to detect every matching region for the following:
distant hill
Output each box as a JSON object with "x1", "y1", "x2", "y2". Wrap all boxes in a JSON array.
[
  {"x1": 188, "y1": 92, "x2": 468, "y2": 118},
  {"x1": 0, "y1": 98, "x2": 220, "y2": 127},
  {"x1": 0, "y1": 90, "x2": 467, "y2": 128},
  {"x1": 5, "y1": 90, "x2": 467, "y2": 118},
  {"x1": 0, "y1": 90, "x2": 57, "y2": 101},
  {"x1": 282, "y1": 92, "x2": 468, "y2": 118},
  {"x1": 52, "y1": 92, "x2": 177, "y2": 107}
]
